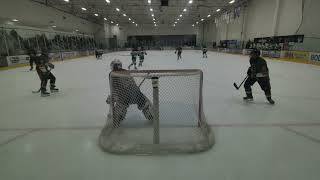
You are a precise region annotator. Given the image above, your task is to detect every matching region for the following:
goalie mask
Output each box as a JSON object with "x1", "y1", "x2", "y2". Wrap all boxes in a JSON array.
[{"x1": 110, "y1": 59, "x2": 122, "y2": 71}]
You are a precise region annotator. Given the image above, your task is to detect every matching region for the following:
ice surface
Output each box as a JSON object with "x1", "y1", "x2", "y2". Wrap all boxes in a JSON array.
[{"x1": 1, "y1": 50, "x2": 320, "y2": 180}]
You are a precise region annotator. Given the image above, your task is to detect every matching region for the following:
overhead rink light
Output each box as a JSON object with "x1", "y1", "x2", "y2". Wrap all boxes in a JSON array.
[
  {"x1": 12, "y1": 19, "x2": 19, "y2": 22},
  {"x1": 52, "y1": 25, "x2": 56, "y2": 28},
  {"x1": 116, "y1": 24, "x2": 119, "y2": 26},
  {"x1": 116, "y1": 8, "x2": 120, "y2": 11},
  {"x1": 188, "y1": 0, "x2": 193, "y2": 4},
  {"x1": 123, "y1": 14, "x2": 126, "y2": 16},
  {"x1": 183, "y1": 8, "x2": 187, "y2": 12},
  {"x1": 64, "y1": 0, "x2": 69, "y2": 2},
  {"x1": 201, "y1": 19, "x2": 204, "y2": 21},
  {"x1": 229, "y1": 0, "x2": 235, "y2": 4},
  {"x1": 104, "y1": 18, "x2": 107, "y2": 20},
  {"x1": 150, "y1": 8, "x2": 153, "y2": 11},
  {"x1": 207, "y1": 14, "x2": 211, "y2": 18},
  {"x1": 106, "y1": 0, "x2": 110, "y2": 3},
  {"x1": 192, "y1": 24, "x2": 194, "y2": 27},
  {"x1": 177, "y1": 18, "x2": 180, "y2": 21},
  {"x1": 148, "y1": 0, "x2": 151, "y2": 4},
  {"x1": 111, "y1": 21, "x2": 114, "y2": 23},
  {"x1": 179, "y1": 14, "x2": 182, "y2": 17},
  {"x1": 81, "y1": 7, "x2": 87, "y2": 11},
  {"x1": 153, "y1": 18, "x2": 155, "y2": 21},
  {"x1": 151, "y1": 14, "x2": 154, "y2": 17},
  {"x1": 94, "y1": 13, "x2": 99, "y2": 16},
  {"x1": 196, "y1": 21, "x2": 199, "y2": 24},
  {"x1": 136, "y1": 24, "x2": 138, "y2": 26},
  {"x1": 216, "y1": 9, "x2": 221, "y2": 12}
]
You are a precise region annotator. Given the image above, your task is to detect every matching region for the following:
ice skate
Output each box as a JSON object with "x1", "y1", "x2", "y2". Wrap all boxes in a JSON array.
[
  {"x1": 243, "y1": 94, "x2": 253, "y2": 102},
  {"x1": 50, "y1": 85, "x2": 59, "y2": 93},
  {"x1": 267, "y1": 97, "x2": 275, "y2": 105},
  {"x1": 41, "y1": 90, "x2": 50, "y2": 97}
]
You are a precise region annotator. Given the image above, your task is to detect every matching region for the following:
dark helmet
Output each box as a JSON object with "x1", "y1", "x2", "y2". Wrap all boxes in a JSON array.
[{"x1": 250, "y1": 48, "x2": 261, "y2": 57}]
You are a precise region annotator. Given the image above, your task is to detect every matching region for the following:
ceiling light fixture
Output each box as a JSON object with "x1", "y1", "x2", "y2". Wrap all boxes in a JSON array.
[
  {"x1": 229, "y1": 0, "x2": 235, "y2": 4},
  {"x1": 64, "y1": 0, "x2": 69, "y2": 2},
  {"x1": 201, "y1": 19, "x2": 204, "y2": 21},
  {"x1": 207, "y1": 14, "x2": 211, "y2": 17},
  {"x1": 94, "y1": 13, "x2": 99, "y2": 16},
  {"x1": 12, "y1": 19, "x2": 19, "y2": 22},
  {"x1": 111, "y1": 21, "x2": 114, "y2": 23},
  {"x1": 216, "y1": 9, "x2": 221, "y2": 12},
  {"x1": 196, "y1": 21, "x2": 199, "y2": 24},
  {"x1": 183, "y1": 8, "x2": 187, "y2": 12},
  {"x1": 52, "y1": 25, "x2": 56, "y2": 28},
  {"x1": 150, "y1": 8, "x2": 153, "y2": 11},
  {"x1": 123, "y1": 14, "x2": 126, "y2": 16},
  {"x1": 129, "y1": 18, "x2": 131, "y2": 21},
  {"x1": 177, "y1": 18, "x2": 180, "y2": 21},
  {"x1": 106, "y1": 0, "x2": 110, "y2": 3},
  {"x1": 188, "y1": 0, "x2": 193, "y2": 4},
  {"x1": 81, "y1": 7, "x2": 87, "y2": 11},
  {"x1": 192, "y1": 24, "x2": 194, "y2": 27},
  {"x1": 104, "y1": 18, "x2": 107, "y2": 20},
  {"x1": 151, "y1": 14, "x2": 154, "y2": 17},
  {"x1": 179, "y1": 14, "x2": 182, "y2": 17},
  {"x1": 148, "y1": 0, "x2": 151, "y2": 4},
  {"x1": 116, "y1": 8, "x2": 120, "y2": 11}
]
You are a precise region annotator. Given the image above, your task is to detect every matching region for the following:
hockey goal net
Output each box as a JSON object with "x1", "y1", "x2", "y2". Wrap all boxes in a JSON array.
[{"x1": 99, "y1": 69, "x2": 214, "y2": 155}]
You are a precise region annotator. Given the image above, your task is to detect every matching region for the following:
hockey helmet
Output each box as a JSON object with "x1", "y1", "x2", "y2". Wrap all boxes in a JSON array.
[
  {"x1": 110, "y1": 59, "x2": 122, "y2": 71},
  {"x1": 250, "y1": 48, "x2": 261, "y2": 57}
]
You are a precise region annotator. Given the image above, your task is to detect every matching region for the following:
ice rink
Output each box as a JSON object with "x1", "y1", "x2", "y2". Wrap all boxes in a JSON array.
[{"x1": 1, "y1": 50, "x2": 320, "y2": 180}]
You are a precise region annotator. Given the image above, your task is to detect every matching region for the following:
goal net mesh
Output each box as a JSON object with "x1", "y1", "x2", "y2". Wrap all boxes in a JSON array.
[{"x1": 99, "y1": 69, "x2": 214, "y2": 155}]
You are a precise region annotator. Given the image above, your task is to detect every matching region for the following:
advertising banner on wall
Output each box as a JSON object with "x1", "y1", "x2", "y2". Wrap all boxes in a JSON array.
[
  {"x1": 6, "y1": 55, "x2": 30, "y2": 66},
  {"x1": 282, "y1": 51, "x2": 309, "y2": 61},
  {"x1": 261, "y1": 50, "x2": 281, "y2": 58},
  {"x1": 310, "y1": 52, "x2": 320, "y2": 63}
]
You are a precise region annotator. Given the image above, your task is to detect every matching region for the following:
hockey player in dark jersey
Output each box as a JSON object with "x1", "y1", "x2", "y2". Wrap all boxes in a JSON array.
[
  {"x1": 28, "y1": 49, "x2": 36, "y2": 71},
  {"x1": 128, "y1": 48, "x2": 138, "y2": 70},
  {"x1": 107, "y1": 59, "x2": 154, "y2": 126},
  {"x1": 243, "y1": 49, "x2": 275, "y2": 105},
  {"x1": 202, "y1": 46, "x2": 208, "y2": 58},
  {"x1": 138, "y1": 46, "x2": 147, "y2": 67},
  {"x1": 34, "y1": 51, "x2": 59, "y2": 97},
  {"x1": 175, "y1": 46, "x2": 182, "y2": 60}
]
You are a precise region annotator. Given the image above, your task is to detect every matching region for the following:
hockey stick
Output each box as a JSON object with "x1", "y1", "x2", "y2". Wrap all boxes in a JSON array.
[
  {"x1": 233, "y1": 76, "x2": 248, "y2": 90},
  {"x1": 138, "y1": 72, "x2": 152, "y2": 88}
]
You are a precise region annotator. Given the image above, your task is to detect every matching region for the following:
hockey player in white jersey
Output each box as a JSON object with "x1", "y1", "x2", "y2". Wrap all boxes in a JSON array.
[{"x1": 107, "y1": 59, "x2": 154, "y2": 126}]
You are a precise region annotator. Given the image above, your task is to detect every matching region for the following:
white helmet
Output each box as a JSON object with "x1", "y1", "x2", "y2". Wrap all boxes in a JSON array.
[{"x1": 110, "y1": 59, "x2": 122, "y2": 71}]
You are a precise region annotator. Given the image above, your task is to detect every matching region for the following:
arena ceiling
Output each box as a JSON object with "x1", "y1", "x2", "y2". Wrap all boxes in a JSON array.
[{"x1": 31, "y1": 0, "x2": 247, "y2": 26}]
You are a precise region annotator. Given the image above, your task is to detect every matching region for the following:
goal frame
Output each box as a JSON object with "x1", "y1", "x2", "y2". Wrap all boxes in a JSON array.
[{"x1": 99, "y1": 69, "x2": 214, "y2": 155}]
